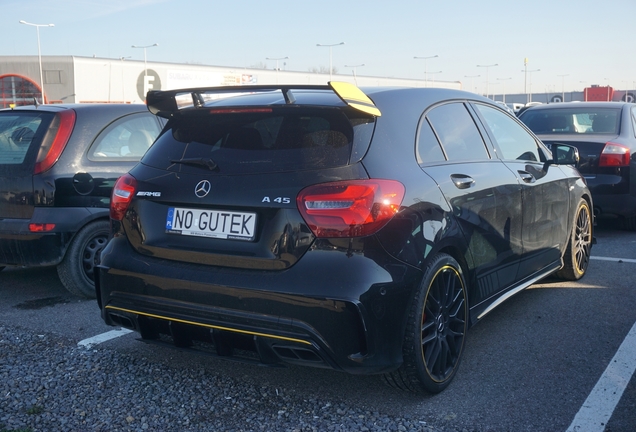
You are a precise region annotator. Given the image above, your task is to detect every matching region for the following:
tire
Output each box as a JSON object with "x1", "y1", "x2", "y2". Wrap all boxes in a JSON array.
[
  {"x1": 383, "y1": 253, "x2": 468, "y2": 394},
  {"x1": 57, "y1": 220, "x2": 110, "y2": 298},
  {"x1": 556, "y1": 199, "x2": 592, "y2": 281}
]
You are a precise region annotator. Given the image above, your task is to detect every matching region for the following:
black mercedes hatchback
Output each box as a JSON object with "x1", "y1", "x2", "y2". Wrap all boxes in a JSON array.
[
  {"x1": 0, "y1": 103, "x2": 163, "y2": 297},
  {"x1": 97, "y1": 83, "x2": 593, "y2": 393}
]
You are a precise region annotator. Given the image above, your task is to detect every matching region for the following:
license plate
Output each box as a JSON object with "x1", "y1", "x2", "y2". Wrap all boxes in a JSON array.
[{"x1": 165, "y1": 207, "x2": 256, "y2": 241}]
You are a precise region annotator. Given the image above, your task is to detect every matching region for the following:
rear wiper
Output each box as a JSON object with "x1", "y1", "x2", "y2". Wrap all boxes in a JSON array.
[{"x1": 170, "y1": 157, "x2": 218, "y2": 171}]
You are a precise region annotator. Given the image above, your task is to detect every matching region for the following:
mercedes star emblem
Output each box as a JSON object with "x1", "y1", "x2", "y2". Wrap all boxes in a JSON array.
[{"x1": 194, "y1": 180, "x2": 211, "y2": 198}]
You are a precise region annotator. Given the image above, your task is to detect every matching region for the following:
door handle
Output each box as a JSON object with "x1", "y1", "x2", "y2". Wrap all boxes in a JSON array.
[
  {"x1": 518, "y1": 171, "x2": 536, "y2": 183},
  {"x1": 450, "y1": 174, "x2": 475, "y2": 189}
]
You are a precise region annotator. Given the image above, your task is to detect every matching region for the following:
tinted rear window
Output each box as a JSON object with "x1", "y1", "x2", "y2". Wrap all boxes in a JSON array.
[
  {"x1": 143, "y1": 107, "x2": 374, "y2": 174},
  {"x1": 0, "y1": 111, "x2": 53, "y2": 165},
  {"x1": 520, "y1": 108, "x2": 621, "y2": 135}
]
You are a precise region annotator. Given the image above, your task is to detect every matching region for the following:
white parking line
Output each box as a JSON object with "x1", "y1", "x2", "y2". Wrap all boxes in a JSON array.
[
  {"x1": 566, "y1": 321, "x2": 636, "y2": 432},
  {"x1": 591, "y1": 256, "x2": 636, "y2": 264},
  {"x1": 77, "y1": 328, "x2": 133, "y2": 348}
]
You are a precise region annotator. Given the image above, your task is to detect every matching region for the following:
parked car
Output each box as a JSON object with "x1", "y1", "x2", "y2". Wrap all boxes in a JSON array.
[
  {"x1": 0, "y1": 103, "x2": 164, "y2": 297},
  {"x1": 518, "y1": 102, "x2": 636, "y2": 230},
  {"x1": 97, "y1": 83, "x2": 592, "y2": 394}
]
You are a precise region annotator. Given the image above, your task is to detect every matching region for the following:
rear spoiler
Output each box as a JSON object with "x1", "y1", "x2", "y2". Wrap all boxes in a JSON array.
[{"x1": 146, "y1": 81, "x2": 381, "y2": 118}]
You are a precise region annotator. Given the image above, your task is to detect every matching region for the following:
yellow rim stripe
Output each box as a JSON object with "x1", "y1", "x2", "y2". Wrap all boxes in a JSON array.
[
  {"x1": 329, "y1": 81, "x2": 382, "y2": 117},
  {"x1": 105, "y1": 305, "x2": 312, "y2": 345}
]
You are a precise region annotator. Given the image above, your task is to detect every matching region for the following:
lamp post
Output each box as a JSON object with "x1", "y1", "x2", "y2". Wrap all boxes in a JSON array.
[
  {"x1": 266, "y1": 56, "x2": 289, "y2": 84},
  {"x1": 477, "y1": 63, "x2": 498, "y2": 98},
  {"x1": 131, "y1": 43, "x2": 158, "y2": 85},
  {"x1": 344, "y1": 64, "x2": 365, "y2": 85},
  {"x1": 316, "y1": 42, "x2": 344, "y2": 80},
  {"x1": 557, "y1": 74, "x2": 569, "y2": 102},
  {"x1": 427, "y1": 71, "x2": 442, "y2": 86},
  {"x1": 522, "y1": 69, "x2": 540, "y2": 103},
  {"x1": 497, "y1": 77, "x2": 512, "y2": 103},
  {"x1": 414, "y1": 55, "x2": 438, "y2": 87},
  {"x1": 464, "y1": 74, "x2": 480, "y2": 93},
  {"x1": 120, "y1": 56, "x2": 131, "y2": 102},
  {"x1": 19, "y1": 20, "x2": 54, "y2": 104}
]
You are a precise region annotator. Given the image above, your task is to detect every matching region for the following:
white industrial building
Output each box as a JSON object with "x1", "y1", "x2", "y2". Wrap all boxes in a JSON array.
[{"x1": 0, "y1": 55, "x2": 462, "y2": 107}]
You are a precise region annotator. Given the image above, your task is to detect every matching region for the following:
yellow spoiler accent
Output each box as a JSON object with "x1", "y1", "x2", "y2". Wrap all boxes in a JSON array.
[{"x1": 329, "y1": 81, "x2": 381, "y2": 117}]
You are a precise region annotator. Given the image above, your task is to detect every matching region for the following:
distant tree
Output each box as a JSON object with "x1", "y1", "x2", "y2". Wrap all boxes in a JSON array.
[
  {"x1": 308, "y1": 66, "x2": 338, "y2": 74},
  {"x1": 250, "y1": 61, "x2": 268, "y2": 69}
]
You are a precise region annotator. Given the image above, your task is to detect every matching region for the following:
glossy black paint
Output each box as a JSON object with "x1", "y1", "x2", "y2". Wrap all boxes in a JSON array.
[{"x1": 97, "y1": 86, "x2": 592, "y2": 377}]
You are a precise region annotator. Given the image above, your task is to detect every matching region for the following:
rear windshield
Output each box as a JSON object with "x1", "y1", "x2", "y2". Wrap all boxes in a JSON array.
[
  {"x1": 142, "y1": 107, "x2": 374, "y2": 175},
  {"x1": 520, "y1": 108, "x2": 620, "y2": 135},
  {"x1": 0, "y1": 111, "x2": 53, "y2": 165}
]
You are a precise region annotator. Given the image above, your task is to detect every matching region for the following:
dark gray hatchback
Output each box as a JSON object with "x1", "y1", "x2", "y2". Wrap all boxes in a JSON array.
[{"x1": 0, "y1": 103, "x2": 163, "y2": 297}]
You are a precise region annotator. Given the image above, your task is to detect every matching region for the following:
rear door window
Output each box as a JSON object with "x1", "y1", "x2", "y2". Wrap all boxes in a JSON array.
[
  {"x1": 426, "y1": 102, "x2": 490, "y2": 161},
  {"x1": 144, "y1": 107, "x2": 373, "y2": 174},
  {"x1": 88, "y1": 112, "x2": 162, "y2": 161}
]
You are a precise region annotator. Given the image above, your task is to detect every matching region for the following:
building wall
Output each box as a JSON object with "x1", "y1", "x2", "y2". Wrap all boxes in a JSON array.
[{"x1": 1, "y1": 55, "x2": 462, "y2": 105}]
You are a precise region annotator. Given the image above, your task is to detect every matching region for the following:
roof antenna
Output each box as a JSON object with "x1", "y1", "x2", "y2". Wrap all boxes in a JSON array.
[{"x1": 33, "y1": 97, "x2": 40, "y2": 107}]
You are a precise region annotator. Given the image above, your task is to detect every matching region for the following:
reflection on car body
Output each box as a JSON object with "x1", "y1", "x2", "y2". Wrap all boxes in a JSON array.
[{"x1": 97, "y1": 83, "x2": 593, "y2": 394}]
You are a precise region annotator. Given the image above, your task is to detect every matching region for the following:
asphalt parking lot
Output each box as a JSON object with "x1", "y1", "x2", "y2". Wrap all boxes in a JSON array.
[{"x1": 1, "y1": 221, "x2": 635, "y2": 431}]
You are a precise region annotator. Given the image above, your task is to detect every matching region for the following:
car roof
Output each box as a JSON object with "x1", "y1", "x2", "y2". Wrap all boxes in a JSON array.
[
  {"x1": 146, "y1": 83, "x2": 495, "y2": 120},
  {"x1": 1, "y1": 103, "x2": 148, "y2": 114}
]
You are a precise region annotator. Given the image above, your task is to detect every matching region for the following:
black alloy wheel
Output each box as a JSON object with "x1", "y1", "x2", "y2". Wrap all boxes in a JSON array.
[{"x1": 383, "y1": 253, "x2": 468, "y2": 394}]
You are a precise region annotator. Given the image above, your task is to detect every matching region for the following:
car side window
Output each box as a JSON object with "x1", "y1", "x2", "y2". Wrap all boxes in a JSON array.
[
  {"x1": 416, "y1": 118, "x2": 446, "y2": 164},
  {"x1": 474, "y1": 103, "x2": 541, "y2": 162},
  {"x1": 426, "y1": 103, "x2": 490, "y2": 161},
  {"x1": 631, "y1": 107, "x2": 636, "y2": 139},
  {"x1": 88, "y1": 113, "x2": 161, "y2": 161}
]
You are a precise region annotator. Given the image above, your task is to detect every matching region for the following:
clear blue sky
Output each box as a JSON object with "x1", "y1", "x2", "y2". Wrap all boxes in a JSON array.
[{"x1": 2, "y1": 0, "x2": 634, "y2": 94}]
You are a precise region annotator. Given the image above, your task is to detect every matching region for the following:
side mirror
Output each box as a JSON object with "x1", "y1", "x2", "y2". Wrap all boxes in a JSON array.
[{"x1": 549, "y1": 143, "x2": 580, "y2": 166}]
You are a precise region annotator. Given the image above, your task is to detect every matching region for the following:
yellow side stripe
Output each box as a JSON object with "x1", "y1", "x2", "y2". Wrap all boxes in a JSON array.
[{"x1": 105, "y1": 305, "x2": 312, "y2": 345}]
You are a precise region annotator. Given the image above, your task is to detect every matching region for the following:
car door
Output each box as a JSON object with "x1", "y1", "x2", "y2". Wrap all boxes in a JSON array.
[
  {"x1": 419, "y1": 102, "x2": 523, "y2": 306},
  {"x1": 473, "y1": 103, "x2": 570, "y2": 280}
]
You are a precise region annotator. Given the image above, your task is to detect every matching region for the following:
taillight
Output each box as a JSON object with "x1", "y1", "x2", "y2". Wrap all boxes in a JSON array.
[
  {"x1": 297, "y1": 179, "x2": 405, "y2": 238},
  {"x1": 599, "y1": 142, "x2": 630, "y2": 167},
  {"x1": 110, "y1": 174, "x2": 137, "y2": 220},
  {"x1": 33, "y1": 109, "x2": 76, "y2": 174},
  {"x1": 29, "y1": 223, "x2": 56, "y2": 232}
]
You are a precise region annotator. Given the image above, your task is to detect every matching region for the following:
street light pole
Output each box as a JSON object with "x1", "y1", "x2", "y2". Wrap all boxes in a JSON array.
[
  {"x1": 557, "y1": 74, "x2": 569, "y2": 102},
  {"x1": 464, "y1": 74, "x2": 480, "y2": 93},
  {"x1": 414, "y1": 55, "x2": 439, "y2": 87},
  {"x1": 477, "y1": 63, "x2": 498, "y2": 98},
  {"x1": 19, "y1": 20, "x2": 54, "y2": 104},
  {"x1": 344, "y1": 64, "x2": 365, "y2": 85},
  {"x1": 497, "y1": 77, "x2": 512, "y2": 103},
  {"x1": 522, "y1": 69, "x2": 540, "y2": 103},
  {"x1": 131, "y1": 43, "x2": 158, "y2": 86},
  {"x1": 120, "y1": 56, "x2": 131, "y2": 102},
  {"x1": 316, "y1": 42, "x2": 344, "y2": 80},
  {"x1": 266, "y1": 56, "x2": 289, "y2": 84}
]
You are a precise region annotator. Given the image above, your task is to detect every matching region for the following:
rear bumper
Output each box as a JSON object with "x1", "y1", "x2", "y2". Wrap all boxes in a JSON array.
[
  {"x1": 0, "y1": 207, "x2": 106, "y2": 267},
  {"x1": 97, "y1": 236, "x2": 422, "y2": 374},
  {"x1": 585, "y1": 174, "x2": 636, "y2": 218}
]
